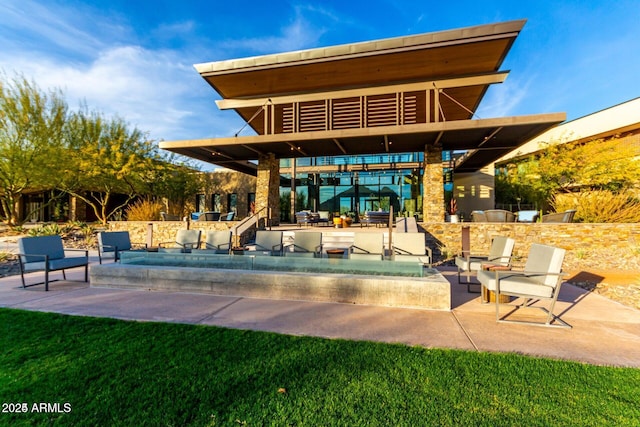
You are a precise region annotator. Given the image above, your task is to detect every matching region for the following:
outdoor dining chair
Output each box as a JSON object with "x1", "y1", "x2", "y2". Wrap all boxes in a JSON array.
[{"x1": 477, "y1": 243, "x2": 569, "y2": 328}]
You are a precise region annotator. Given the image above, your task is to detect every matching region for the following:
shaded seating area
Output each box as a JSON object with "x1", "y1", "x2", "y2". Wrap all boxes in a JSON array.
[
  {"x1": 249, "y1": 230, "x2": 283, "y2": 256},
  {"x1": 17, "y1": 235, "x2": 89, "y2": 291},
  {"x1": 541, "y1": 210, "x2": 576, "y2": 223},
  {"x1": 455, "y1": 236, "x2": 515, "y2": 292},
  {"x1": 295, "y1": 211, "x2": 331, "y2": 227},
  {"x1": 295, "y1": 211, "x2": 320, "y2": 226},
  {"x1": 284, "y1": 231, "x2": 323, "y2": 257},
  {"x1": 360, "y1": 211, "x2": 390, "y2": 227},
  {"x1": 391, "y1": 232, "x2": 432, "y2": 265},
  {"x1": 477, "y1": 243, "x2": 569, "y2": 328},
  {"x1": 158, "y1": 229, "x2": 202, "y2": 253},
  {"x1": 349, "y1": 233, "x2": 384, "y2": 261},
  {"x1": 192, "y1": 230, "x2": 232, "y2": 254}
]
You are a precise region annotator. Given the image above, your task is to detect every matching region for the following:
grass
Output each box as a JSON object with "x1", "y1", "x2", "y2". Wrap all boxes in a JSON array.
[{"x1": 1, "y1": 309, "x2": 639, "y2": 426}]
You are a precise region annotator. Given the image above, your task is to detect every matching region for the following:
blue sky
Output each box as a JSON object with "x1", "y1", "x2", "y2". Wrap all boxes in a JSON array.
[{"x1": 1, "y1": 0, "x2": 639, "y2": 151}]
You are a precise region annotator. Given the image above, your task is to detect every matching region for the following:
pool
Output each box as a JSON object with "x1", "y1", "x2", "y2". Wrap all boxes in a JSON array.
[{"x1": 90, "y1": 252, "x2": 451, "y2": 310}]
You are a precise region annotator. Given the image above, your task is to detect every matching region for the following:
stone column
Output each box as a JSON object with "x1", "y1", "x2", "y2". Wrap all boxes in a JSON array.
[
  {"x1": 256, "y1": 153, "x2": 280, "y2": 226},
  {"x1": 422, "y1": 145, "x2": 445, "y2": 222}
]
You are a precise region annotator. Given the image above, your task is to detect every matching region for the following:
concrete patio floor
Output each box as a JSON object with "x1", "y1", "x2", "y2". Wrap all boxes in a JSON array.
[{"x1": 1, "y1": 256, "x2": 640, "y2": 368}]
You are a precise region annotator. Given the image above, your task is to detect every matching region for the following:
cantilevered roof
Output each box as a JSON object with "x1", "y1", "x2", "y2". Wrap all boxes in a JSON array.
[
  {"x1": 161, "y1": 19, "x2": 566, "y2": 173},
  {"x1": 195, "y1": 20, "x2": 527, "y2": 129}
]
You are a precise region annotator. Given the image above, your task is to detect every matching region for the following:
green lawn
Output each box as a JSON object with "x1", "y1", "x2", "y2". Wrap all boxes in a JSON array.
[{"x1": 1, "y1": 308, "x2": 639, "y2": 426}]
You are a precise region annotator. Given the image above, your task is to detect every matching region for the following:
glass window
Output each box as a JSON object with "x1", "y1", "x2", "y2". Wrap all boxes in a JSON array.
[
  {"x1": 227, "y1": 193, "x2": 237, "y2": 213},
  {"x1": 248, "y1": 193, "x2": 256, "y2": 215},
  {"x1": 196, "y1": 194, "x2": 206, "y2": 212},
  {"x1": 211, "y1": 194, "x2": 222, "y2": 212}
]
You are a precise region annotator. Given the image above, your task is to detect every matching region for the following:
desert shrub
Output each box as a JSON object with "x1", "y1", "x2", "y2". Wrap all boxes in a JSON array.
[
  {"x1": 27, "y1": 223, "x2": 64, "y2": 237},
  {"x1": 552, "y1": 190, "x2": 640, "y2": 223},
  {"x1": 125, "y1": 199, "x2": 163, "y2": 221}
]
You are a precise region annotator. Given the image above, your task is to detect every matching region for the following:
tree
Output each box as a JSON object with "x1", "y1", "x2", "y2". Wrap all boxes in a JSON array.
[
  {"x1": 61, "y1": 110, "x2": 156, "y2": 225},
  {"x1": 497, "y1": 137, "x2": 640, "y2": 213},
  {"x1": 138, "y1": 153, "x2": 202, "y2": 218},
  {"x1": 0, "y1": 75, "x2": 68, "y2": 225}
]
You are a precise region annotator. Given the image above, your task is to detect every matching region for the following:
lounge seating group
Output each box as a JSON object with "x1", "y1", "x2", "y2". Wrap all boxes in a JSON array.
[
  {"x1": 360, "y1": 211, "x2": 390, "y2": 227},
  {"x1": 295, "y1": 211, "x2": 330, "y2": 226},
  {"x1": 471, "y1": 209, "x2": 575, "y2": 223}
]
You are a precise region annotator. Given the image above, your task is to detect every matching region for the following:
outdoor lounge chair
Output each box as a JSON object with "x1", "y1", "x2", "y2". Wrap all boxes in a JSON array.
[
  {"x1": 455, "y1": 236, "x2": 515, "y2": 292},
  {"x1": 249, "y1": 230, "x2": 283, "y2": 256},
  {"x1": 285, "y1": 231, "x2": 322, "y2": 257},
  {"x1": 17, "y1": 235, "x2": 89, "y2": 291},
  {"x1": 349, "y1": 233, "x2": 384, "y2": 261},
  {"x1": 391, "y1": 232, "x2": 432, "y2": 265},
  {"x1": 541, "y1": 210, "x2": 576, "y2": 223},
  {"x1": 477, "y1": 243, "x2": 569, "y2": 328},
  {"x1": 198, "y1": 212, "x2": 221, "y2": 221},
  {"x1": 471, "y1": 210, "x2": 487, "y2": 222},
  {"x1": 158, "y1": 229, "x2": 201, "y2": 253},
  {"x1": 484, "y1": 209, "x2": 516, "y2": 222},
  {"x1": 97, "y1": 231, "x2": 139, "y2": 263},
  {"x1": 192, "y1": 230, "x2": 232, "y2": 254},
  {"x1": 396, "y1": 217, "x2": 418, "y2": 233}
]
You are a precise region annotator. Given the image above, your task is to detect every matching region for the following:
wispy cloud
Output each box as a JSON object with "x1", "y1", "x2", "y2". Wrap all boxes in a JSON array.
[
  {"x1": 220, "y1": 4, "x2": 336, "y2": 54},
  {"x1": 0, "y1": 1, "x2": 222, "y2": 143}
]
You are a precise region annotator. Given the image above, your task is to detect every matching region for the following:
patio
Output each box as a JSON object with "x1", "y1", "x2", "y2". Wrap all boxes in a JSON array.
[{"x1": 1, "y1": 250, "x2": 640, "y2": 367}]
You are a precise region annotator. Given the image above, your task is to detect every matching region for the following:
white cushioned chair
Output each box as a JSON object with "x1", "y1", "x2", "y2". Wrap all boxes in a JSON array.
[{"x1": 477, "y1": 243, "x2": 569, "y2": 328}]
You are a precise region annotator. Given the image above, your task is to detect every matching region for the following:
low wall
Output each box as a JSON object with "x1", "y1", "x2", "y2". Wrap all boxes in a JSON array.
[
  {"x1": 90, "y1": 263, "x2": 451, "y2": 310},
  {"x1": 107, "y1": 221, "x2": 640, "y2": 273},
  {"x1": 420, "y1": 222, "x2": 640, "y2": 272},
  {"x1": 108, "y1": 221, "x2": 238, "y2": 248}
]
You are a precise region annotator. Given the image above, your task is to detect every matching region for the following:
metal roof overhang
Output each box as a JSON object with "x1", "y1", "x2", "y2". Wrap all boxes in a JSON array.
[
  {"x1": 160, "y1": 113, "x2": 566, "y2": 174},
  {"x1": 195, "y1": 20, "x2": 527, "y2": 130},
  {"x1": 162, "y1": 20, "x2": 567, "y2": 174}
]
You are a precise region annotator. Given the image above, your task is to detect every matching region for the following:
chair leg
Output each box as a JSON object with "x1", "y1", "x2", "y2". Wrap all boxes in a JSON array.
[
  {"x1": 45, "y1": 267, "x2": 49, "y2": 292},
  {"x1": 62, "y1": 269, "x2": 66, "y2": 280},
  {"x1": 84, "y1": 264, "x2": 88, "y2": 282}
]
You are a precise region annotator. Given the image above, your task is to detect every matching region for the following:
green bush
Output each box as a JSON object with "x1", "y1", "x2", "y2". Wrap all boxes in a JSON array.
[
  {"x1": 125, "y1": 199, "x2": 163, "y2": 221},
  {"x1": 553, "y1": 190, "x2": 640, "y2": 223}
]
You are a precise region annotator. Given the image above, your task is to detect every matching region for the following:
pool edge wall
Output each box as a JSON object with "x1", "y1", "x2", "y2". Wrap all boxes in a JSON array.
[{"x1": 89, "y1": 264, "x2": 451, "y2": 311}]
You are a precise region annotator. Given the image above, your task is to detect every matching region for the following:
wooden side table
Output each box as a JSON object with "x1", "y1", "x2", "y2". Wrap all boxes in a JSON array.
[
  {"x1": 326, "y1": 249, "x2": 346, "y2": 259},
  {"x1": 482, "y1": 264, "x2": 512, "y2": 303}
]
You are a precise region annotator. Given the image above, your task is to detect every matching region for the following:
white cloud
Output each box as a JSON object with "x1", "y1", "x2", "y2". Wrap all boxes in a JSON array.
[{"x1": 220, "y1": 4, "x2": 330, "y2": 54}]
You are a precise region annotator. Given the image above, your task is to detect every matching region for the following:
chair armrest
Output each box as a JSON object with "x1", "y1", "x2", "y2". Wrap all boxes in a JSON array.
[
  {"x1": 349, "y1": 245, "x2": 370, "y2": 254},
  {"x1": 17, "y1": 253, "x2": 48, "y2": 262},
  {"x1": 64, "y1": 248, "x2": 89, "y2": 257}
]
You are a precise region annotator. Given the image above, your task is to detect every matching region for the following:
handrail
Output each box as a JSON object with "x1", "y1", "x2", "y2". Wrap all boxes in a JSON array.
[{"x1": 233, "y1": 207, "x2": 267, "y2": 246}]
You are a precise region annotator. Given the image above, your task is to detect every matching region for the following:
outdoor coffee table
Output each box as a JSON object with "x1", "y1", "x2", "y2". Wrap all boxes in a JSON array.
[{"x1": 326, "y1": 249, "x2": 346, "y2": 259}]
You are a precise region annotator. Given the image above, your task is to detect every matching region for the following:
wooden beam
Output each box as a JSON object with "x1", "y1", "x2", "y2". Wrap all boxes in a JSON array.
[
  {"x1": 216, "y1": 73, "x2": 509, "y2": 110},
  {"x1": 332, "y1": 138, "x2": 347, "y2": 154}
]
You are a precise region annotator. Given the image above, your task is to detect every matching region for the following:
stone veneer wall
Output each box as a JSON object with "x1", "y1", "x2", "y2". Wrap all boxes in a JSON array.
[
  {"x1": 421, "y1": 222, "x2": 640, "y2": 272},
  {"x1": 107, "y1": 221, "x2": 640, "y2": 273},
  {"x1": 108, "y1": 221, "x2": 237, "y2": 248}
]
